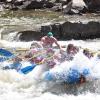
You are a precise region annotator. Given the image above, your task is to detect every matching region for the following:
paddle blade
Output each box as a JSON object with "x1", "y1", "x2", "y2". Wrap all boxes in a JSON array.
[
  {"x1": 0, "y1": 48, "x2": 13, "y2": 57},
  {"x1": 20, "y1": 64, "x2": 36, "y2": 74}
]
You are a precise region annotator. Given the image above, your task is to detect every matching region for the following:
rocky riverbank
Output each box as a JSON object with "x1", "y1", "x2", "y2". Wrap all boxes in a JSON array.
[
  {"x1": 17, "y1": 14, "x2": 100, "y2": 41},
  {"x1": 0, "y1": 0, "x2": 100, "y2": 41},
  {"x1": 0, "y1": 0, "x2": 100, "y2": 14}
]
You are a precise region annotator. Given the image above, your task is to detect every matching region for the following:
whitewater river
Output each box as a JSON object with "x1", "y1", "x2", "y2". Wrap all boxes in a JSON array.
[
  {"x1": 0, "y1": 10, "x2": 100, "y2": 100},
  {"x1": 0, "y1": 39, "x2": 100, "y2": 100}
]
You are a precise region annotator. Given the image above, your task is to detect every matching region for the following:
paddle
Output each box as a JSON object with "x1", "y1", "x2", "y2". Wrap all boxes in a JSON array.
[
  {"x1": 20, "y1": 63, "x2": 37, "y2": 74},
  {"x1": 20, "y1": 51, "x2": 58, "y2": 74},
  {"x1": 0, "y1": 48, "x2": 14, "y2": 57},
  {"x1": 0, "y1": 48, "x2": 15, "y2": 62}
]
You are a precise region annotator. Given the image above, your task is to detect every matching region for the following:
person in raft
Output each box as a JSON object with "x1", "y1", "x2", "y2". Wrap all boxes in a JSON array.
[
  {"x1": 58, "y1": 44, "x2": 79, "y2": 62},
  {"x1": 41, "y1": 32, "x2": 61, "y2": 49},
  {"x1": 25, "y1": 43, "x2": 44, "y2": 64},
  {"x1": 3, "y1": 56, "x2": 22, "y2": 71}
]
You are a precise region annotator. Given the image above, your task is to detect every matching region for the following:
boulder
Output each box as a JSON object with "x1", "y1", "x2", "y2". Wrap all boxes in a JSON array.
[
  {"x1": 41, "y1": 17, "x2": 100, "y2": 40},
  {"x1": 83, "y1": 0, "x2": 100, "y2": 12},
  {"x1": 61, "y1": 0, "x2": 87, "y2": 14},
  {"x1": 17, "y1": 31, "x2": 42, "y2": 41},
  {"x1": 1, "y1": 0, "x2": 54, "y2": 10}
]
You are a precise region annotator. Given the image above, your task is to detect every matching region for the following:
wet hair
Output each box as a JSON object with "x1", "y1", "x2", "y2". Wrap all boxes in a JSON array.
[
  {"x1": 67, "y1": 44, "x2": 74, "y2": 49},
  {"x1": 66, "y1": 44, "x2": 74, "y2": 53},
  {"x1": 30, "y1": 42, "x2": 41, "y2": 49},
  {"x1": 66, "y1": 44, "x2": 79, "y2": 55}
]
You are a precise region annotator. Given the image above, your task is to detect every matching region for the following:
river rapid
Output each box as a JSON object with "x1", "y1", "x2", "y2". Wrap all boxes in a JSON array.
[{"x1": 0, "y1": 10, "x2": 100, "y2": 100}]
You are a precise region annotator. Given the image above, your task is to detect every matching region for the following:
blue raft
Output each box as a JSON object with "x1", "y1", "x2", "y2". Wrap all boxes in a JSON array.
[{"x1": 44, "y1": 67, "x2": 90, "y2": 84}]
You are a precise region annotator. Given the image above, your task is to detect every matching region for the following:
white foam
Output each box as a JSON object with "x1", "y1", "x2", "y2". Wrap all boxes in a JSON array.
[{"x1": 0, "y1": 39, "x2": 100, "y2": 100}]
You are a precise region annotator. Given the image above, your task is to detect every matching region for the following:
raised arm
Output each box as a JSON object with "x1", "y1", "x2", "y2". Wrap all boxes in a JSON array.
[{"x1": 53, "y1": 37, "x2": 61, "y2": 49}]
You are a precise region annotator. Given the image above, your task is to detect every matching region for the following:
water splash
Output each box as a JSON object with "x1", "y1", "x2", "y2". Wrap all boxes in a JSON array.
[
  {"x1": 0, "y1": 40, "x2": 100, "y2": 100},
  {"x1": 6, "y1": 32, "x2": 19, "y2": 41}
]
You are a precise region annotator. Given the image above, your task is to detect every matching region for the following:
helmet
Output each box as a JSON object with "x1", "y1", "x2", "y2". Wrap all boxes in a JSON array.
[{"x1": 47, "y1": 32, "x2": 53, "y2": 37}]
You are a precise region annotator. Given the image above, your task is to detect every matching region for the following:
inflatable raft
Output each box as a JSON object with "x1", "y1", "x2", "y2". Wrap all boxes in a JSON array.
[{"x1": 43, "y1": 63, "x2": 90, "y2": 84}]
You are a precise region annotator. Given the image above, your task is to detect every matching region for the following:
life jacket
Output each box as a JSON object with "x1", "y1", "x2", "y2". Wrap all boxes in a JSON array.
[{"x1": 30, "y1": 56, "x2": 44, "y2": 64}]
